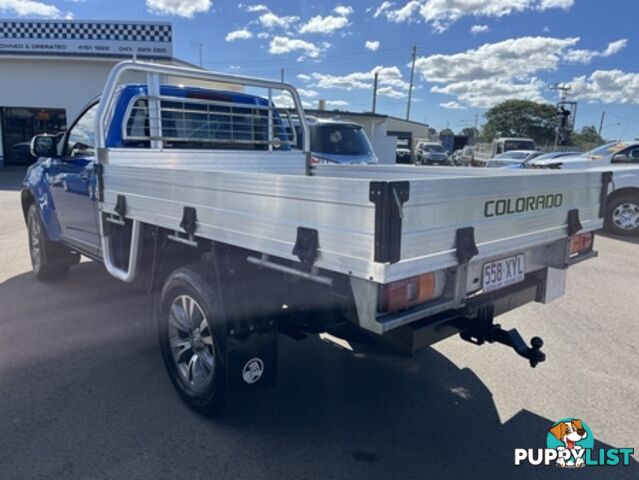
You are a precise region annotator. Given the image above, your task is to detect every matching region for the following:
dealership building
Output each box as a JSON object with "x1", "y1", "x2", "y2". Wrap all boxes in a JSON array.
[{"x1": 0, "y1": 19, "x2": 206, "y2": 168}]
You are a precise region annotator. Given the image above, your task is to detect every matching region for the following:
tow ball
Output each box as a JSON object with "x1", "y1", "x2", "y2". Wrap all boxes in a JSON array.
[{"x1": 459, "y1": 306, "x2": 546, "y2": 368}]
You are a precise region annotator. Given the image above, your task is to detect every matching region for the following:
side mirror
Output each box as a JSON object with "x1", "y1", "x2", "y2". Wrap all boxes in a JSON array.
[
  {"x1": 30, "y1": 135, "x2": 58, "y2": 158},
  {"x1": 612, "y1": 153, "x2": 630, "y2": 163}
]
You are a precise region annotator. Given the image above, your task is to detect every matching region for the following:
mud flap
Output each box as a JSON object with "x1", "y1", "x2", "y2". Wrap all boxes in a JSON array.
[
  {"x1": 225, "y1": 321, "x2": 277, "y2": 403},
  {"x1": 221, "y1": 274, "x2": 279, "y2": 404}
]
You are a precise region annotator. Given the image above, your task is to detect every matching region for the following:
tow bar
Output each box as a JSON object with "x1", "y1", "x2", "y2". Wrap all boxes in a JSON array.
[{"x1": 459, "y1": 305, "x2": 546, "y2": 368}]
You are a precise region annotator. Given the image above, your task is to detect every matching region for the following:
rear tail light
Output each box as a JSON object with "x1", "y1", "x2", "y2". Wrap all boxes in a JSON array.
[
  {"x1": 310, "y1": 155, "x2": 320, "y2": 164},
  {"x1": 379, "y1": 271, "x2": 446, "y2": 314},
  {"x1": 569, "y1": 232, "x2": 594, "y2": 256}
]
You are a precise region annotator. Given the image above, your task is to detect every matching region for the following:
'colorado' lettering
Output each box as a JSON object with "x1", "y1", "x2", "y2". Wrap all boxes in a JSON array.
[{"x1": 484, "y1": 194, "x2": 563, "y2": 217}]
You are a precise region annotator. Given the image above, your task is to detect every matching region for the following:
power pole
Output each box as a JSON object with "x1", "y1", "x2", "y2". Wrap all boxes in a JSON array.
[
  {"x1": 599, "y1": 111, "x2": 606, "y2": 136},
  {"x1": 372, "y1": 72, "x2": 379, "y2": 113},
  {"x1": 406, "y1": 44, "x2": 417, "y2": 121},
  {"x1": 198, "y1": 43, "x2": 203, "y2": 67},
  {"x1": 280, "y1": 68, "x2": 285, "y2": 83}
]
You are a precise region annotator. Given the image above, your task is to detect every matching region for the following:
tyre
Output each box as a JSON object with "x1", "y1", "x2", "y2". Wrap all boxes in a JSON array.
[
  {"x1": 605, "y1": 193, "x2": 639, "y2": 236},
  {"x1": 27, "y1": 203, "x2": 77, "y2": 281},
  {"x1": 158, "y1": 265, "x2": 228, "y2": 415}
]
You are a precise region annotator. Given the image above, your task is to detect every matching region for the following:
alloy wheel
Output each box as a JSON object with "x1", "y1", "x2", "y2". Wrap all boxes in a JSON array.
[{"x1": 168, "y1": 295, "x2": 216, "y2": 393}]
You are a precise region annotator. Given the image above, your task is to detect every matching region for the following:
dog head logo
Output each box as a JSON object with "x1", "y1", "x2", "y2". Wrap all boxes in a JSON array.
[{"x1": 547, "y1": 418, "x2": 594, "y2": 468}]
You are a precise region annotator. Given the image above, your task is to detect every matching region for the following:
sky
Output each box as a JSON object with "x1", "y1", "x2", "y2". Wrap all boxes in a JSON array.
[{"x1": 1, "y1": 0, "x2": 639, "y2": 139}]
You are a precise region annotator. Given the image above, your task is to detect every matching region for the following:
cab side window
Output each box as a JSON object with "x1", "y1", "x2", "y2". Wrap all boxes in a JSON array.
[
  {"x1": 627, "y1": 147, "x2": 639, "y2": 163},
  {"x1": 612, "y1": 146, "x2": 639, "y2": 164},
  {"x1": 66, "y1": 103, "x2": 99, "y2": 157}
]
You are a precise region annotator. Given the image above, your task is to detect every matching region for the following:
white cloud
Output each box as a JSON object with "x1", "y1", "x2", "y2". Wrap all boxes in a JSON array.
[
  {"x1": 602, "y1": 39, "x2": 628, "y2": 57},
  {"x1": 269, "y1": 36, "x2": 323, "y2": 58},
  {"x1": 375, "y1": 0, "x2": 574, "y2": 32},
  {"x1": 377, "y1": 86, "x2": 407, "y2": 99},
  {"x1": 0, "y1": 0, "x2": 72, "y2": 18},
  {"x1": 333, "y1": 5, "x2": 354, "y2": 16},
  {"x1": 272, "y1": 93, "x2": 291, "y2": 108},
  {"x1": 297, "y1": 73, "x2": 312, "y2": 81},
  {"x1": 432, "y1": 78, "x2": 546, "y2": 108},
  {"x1": 146, "y1": 0, "x2": 211, "y2": 18},
  {"x1": 325, "y1": 100, "x2": 350, "y2": 108},
  {"x1": 413, "y1": 36, "x2": 600, "y2": 108},
  {"x1": 313, "y1": 72, "x2": 371, "y2": 90},
  {"x1": 565, "y1": 39, "x2": 628, "y2": 64},
  {"x1": 310, "y1": 65, "x2": 409, "y2": 99},
  {"x1": 365, "y1": 40, "x2": 380, "y2": 51},
  {"x1": 387, "y1": 0, "x2": 421, "y2": 23},
  {"x1": 570, "y1": 70, "x2": 639, "y2": 105},
  {"x1": 298, "y1": 5, "x2": 353, "y2": 34},
  {"x1": 273, "y1": 92, "x2": 310, "y2": 109},
  {"x1": 470, "y1": 24, "x2": 489, "y2": 34},
  {"x1": 299, "y1": 14, "x2": 349, "y2": 34},
  {"x1": 297, "y1": 88, "x2": 318, "y2": 97},
  {"x1": 257, "y1": 32, "x2": 270, "y2": 39},
  {"x1": 259, "y1": 11, "x2": 300, "y2": 29},
  {"x1": 538, "y1": 0, "x2": 574, "y2": 9},
  {"x1": 415, "y1": 36, "x2": 579, "y2": 83},
  {"x1": 225, "y1": 28, "x2": 253, "y2": 42},
  {"x1": 440, "y1": 101, "x2": 466, "y2": 109},
  {"x1": 373, "y1": 1, "x2": 394, "y2": 17},
  {"x1": 244, "y1": 3, "x2": 268, "y2": 12}
]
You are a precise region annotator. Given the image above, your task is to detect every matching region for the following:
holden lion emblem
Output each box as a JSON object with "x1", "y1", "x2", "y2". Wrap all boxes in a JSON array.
[{"x1": 242, "y1": 358, "x2": 264, "y2": 384}]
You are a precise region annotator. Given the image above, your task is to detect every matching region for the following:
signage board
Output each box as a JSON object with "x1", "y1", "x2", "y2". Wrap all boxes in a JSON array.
[{"x1": 0, "y1": 20, "x2": 172, "y2": 59}]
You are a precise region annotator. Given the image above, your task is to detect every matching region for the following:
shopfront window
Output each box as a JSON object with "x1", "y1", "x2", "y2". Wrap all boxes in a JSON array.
[{"x1": 1, "y1": 107, "x2": 66, "y2": 165}]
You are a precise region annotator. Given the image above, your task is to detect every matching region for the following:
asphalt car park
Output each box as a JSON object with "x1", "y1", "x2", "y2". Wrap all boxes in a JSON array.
[{"x1": 0, "y1": 169, "x2": 637, "y2": 479}]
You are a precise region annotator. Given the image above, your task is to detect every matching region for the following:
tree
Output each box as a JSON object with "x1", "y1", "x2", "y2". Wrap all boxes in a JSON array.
[
  {"x1": 570, "y1": 126, "x2": 605, "y2": 150},
  {"x1": 459, "y1": 127, "x2": 480, "y2": 139},
  {"x1": 482, "y1": 99, "x2": 557, "y2": 146},
  {"x1": 439, "y1": 128, "x2": 455, "y2": 136}
]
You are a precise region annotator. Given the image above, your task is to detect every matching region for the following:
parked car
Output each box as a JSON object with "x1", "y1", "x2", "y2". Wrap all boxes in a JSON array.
[
  {"x1": 520, "y1": 151, "x2": 580, "y2": 168},
  {"x1": 461, "y1": 145, "x2": 475, "y2": 166},
  {"x1": 450, "y1": 148, "x2": 464, "y2": 166},
  {"x1": 529, "y1": 142, "x2": 637, "y2": 170},
  {"x1": 486, "y1": 150, "x2": 543, "y2": 168},
  {"x1": 473, "y1": 137, "x2": 537, "y2": 166},
  {"x1": 287, "y1": 116, "x2": 378, "y2": 165},
  {"x1": 529, "y1": 142, "x2": 639, "y2": 236},
  {"x1": 416, "y1": 142, "x2": 449, "y2": 165},
  {"x1": 396, "y1": 138, "x2": 412, "y2": 164},
  {"x1": 309, "y1": 118, "x2": 378, "y2": 165}
]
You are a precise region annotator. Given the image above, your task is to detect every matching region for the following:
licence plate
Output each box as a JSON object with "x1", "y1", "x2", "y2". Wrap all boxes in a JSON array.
[{"x1": 482, "y1": 254, "x2": 525, "y2": 292}]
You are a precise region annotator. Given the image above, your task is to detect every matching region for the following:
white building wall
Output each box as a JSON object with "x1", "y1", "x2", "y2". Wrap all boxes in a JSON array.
[{"x1": 0, "y1": 57, "x2": 123, "y2": 121}]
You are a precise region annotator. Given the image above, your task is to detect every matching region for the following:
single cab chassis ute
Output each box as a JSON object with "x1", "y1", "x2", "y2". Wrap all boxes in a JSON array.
[{"x1": 22, "y1": 62, "x2": 610, "y2": 413}]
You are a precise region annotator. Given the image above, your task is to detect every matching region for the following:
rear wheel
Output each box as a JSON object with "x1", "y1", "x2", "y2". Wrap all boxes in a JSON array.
[
  {"x1": 605, "y1": 193, "x2": 639, "y2": 236},
  {"x1": 27, "y1": 204, "x2": 77, "y2": 281},
  {"x1": 159, "y1": 265, "x2": 227, "y2": 415}
]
